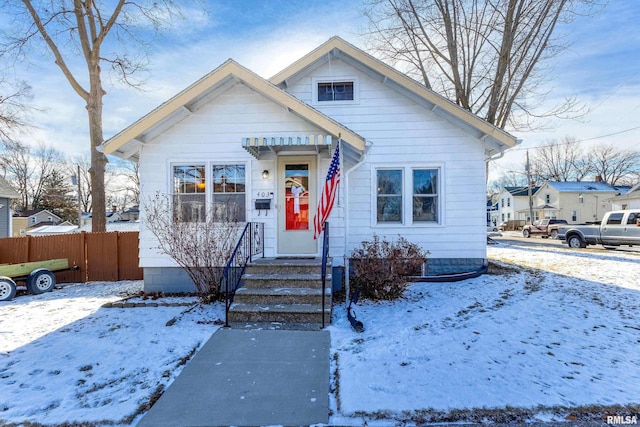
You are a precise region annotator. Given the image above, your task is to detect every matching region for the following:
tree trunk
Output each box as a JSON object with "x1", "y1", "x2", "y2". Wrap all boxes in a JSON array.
[{"x1": 87, "y1": 60, "x2": 107, "y2": 233}]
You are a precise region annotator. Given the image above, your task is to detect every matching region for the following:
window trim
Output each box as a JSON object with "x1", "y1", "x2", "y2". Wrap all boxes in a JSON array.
[
  {"x1": 312, "y1": 76, "x2": 359, "y2": 105},
  {"x1": 169, "y1": 160, "x2": 249, "y2": 223}
]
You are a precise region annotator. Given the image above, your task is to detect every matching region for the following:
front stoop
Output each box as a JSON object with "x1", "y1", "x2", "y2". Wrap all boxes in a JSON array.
[{"x1": 229, "y1": 258, "x2": 332, "y2": 326}]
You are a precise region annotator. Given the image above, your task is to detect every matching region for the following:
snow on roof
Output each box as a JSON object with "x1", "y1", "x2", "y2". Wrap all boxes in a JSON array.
[
  {"x1": 78, "y1": 221, "x2": 139, "y2": 233},
  {"x1": 546, "y1": 181, "x2": 619, "y2": 192},
  {"x1": 27, "y1": 225, "x2": 80, "y2": 235}
]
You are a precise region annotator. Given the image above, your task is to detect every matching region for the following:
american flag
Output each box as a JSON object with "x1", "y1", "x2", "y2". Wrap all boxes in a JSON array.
[{"x1": 313, "y1": 141, "x2": 341, "y2": 239}]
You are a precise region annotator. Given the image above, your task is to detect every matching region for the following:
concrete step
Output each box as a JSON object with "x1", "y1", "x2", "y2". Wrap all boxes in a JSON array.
[
  {"x1": 245, "y1": 258, "x2": 331, "y2": 275},
  {"x1": 228, "y1": 303, "x2": 331, "y2": 324},
  {"x1": 233, "y1": 287, "x2": 331, "y2": 305},
  {"x1": 242, "y1": 273, "x2": 331, "y2": 289}
]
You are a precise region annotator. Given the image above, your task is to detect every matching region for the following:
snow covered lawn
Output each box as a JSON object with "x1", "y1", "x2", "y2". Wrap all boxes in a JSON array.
[
  {"x1": 329, "y1": 242, "x2": 640, "y2": 424},
  {"x1": 1, "y1": 241, "x2": 639, "y2": 426},
  {"x1": 0, "y1": 282, "x2": 222, "y2": 426}
]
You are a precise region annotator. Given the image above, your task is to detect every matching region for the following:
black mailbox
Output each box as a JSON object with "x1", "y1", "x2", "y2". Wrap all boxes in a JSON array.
[{"x1": 255, "y1": 199, "x2": 271, "y2": 210}]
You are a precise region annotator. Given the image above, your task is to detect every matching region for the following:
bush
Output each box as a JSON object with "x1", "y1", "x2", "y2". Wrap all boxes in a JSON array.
[{"x1": 350, "y1": 235, "x2": 428, "y2": 301}]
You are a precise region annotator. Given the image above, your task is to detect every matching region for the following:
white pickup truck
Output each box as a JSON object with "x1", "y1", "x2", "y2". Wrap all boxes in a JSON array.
[{"x1": 557, "y1": 210, "x2": 640, "y2": 249}]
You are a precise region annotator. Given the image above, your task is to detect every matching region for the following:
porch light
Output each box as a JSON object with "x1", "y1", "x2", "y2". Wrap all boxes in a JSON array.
[{"x1": 262, "y1": 170, "x2": 269, "y2": 180}]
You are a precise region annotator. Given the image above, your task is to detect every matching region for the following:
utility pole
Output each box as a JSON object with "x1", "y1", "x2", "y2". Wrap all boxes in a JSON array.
[{"x1": 526, "y1": 150, "x2": 534, "y2": 225}]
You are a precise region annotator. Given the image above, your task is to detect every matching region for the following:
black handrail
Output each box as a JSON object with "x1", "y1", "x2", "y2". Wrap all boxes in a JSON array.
[
  {"x1": 223, "y1": 222, "x2": 264, "y2": 327},
  {"x1": 320, "y1": 222, "x2": 329, "y2": 328}
]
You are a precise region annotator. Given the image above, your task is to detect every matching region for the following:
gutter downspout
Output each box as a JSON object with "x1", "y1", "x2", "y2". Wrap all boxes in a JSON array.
[{"x1": 343, "y1": 140, "x2": 372, "y2": 302}]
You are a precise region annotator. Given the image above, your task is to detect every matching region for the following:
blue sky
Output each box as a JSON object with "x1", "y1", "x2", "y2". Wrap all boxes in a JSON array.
[{"x1": 5, "y1": 1, "x2": 640, "y2": 181}]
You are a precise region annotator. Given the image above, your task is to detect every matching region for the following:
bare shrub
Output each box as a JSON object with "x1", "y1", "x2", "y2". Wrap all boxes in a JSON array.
[
  {"x1": 350, "y1": 235, "x2": 428, "y2": 301},
  {"x1": 143, "y1": 193, "x2": 242, "y2": 301}
]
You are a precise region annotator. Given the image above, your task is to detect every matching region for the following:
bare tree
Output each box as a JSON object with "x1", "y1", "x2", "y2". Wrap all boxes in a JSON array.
[
  {"x1": 106, "y1": 159, "x2": 140, "y2": 211},
  {"x1": 530, "y1": 137, "x2": 589, "y2": 182},
  {"x1": 0, "y1": 140, "x2": 63, "y2": 210},
  {"x1": 587, "y1": 144, "x2": 640, "y2": 186},
  {"x1": 363, "y1": 0, "x2": 596, "y2": 130},
  {"x1": 0, "y1": 77, "x2": 32, "y2": 143},
  {"x1": 69, "y1": 155, "x2": 92, "y2": 213},
  {"x1": 1, "y1": 1, "x2": 200, "y2": 232},
  {"x1": 143, "y1": 193, "x2": 242, "y2": 300}
]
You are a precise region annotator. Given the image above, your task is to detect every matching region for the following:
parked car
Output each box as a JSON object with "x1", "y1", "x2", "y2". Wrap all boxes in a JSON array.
[
  {"x1": 557, "y1": 210, "x2": 640, "y2": 249},
  {"x1": 487, "y1": 224, "x2": 498, "y2": 232},
  {"x1": 522, "y1": 219, "x2": 568, "y2": 239}
]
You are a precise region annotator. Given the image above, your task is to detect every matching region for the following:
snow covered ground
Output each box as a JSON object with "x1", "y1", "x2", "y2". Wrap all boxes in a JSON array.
[
  {"x1": 329, "y1": 240, "x2": 640, "y2": 424},
  {"x1": 0, "y1": 239, "x2": 639, "y2": 426}
]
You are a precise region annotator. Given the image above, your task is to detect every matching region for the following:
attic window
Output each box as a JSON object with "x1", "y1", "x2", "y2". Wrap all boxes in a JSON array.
[{"x1": 313, "y1": 77, "x2": 358, "y2": 104}]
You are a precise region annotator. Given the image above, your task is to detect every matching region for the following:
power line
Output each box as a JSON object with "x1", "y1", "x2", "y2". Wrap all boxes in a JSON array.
[{"x1": 507, "y1": 124, "x2": 640, "y2": 152}]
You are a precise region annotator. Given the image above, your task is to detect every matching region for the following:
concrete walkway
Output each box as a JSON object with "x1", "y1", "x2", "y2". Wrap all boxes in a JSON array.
[{"x1": 137, "y1": 328, "x2": 330, "y2": 427}]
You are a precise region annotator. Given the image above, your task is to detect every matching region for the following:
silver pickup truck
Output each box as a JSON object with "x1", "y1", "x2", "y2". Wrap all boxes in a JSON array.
[{"x1": 557, "y1": 209, "x2": 640, "y2": 249}]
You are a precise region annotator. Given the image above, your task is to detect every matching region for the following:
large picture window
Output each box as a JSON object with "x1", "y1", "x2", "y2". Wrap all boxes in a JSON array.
[
  {"x1": 377, "y1": 169, "x2": 403, "y2": 223},
  {"x1": 413, "y1": 169, "x2": 438, "y2": 222},
  {"x1": 172, "y1": 163, "x2": 246, "y2": 223},
  {"x1": 173, "y1": 165, "x2": 206, "y2": 222}
]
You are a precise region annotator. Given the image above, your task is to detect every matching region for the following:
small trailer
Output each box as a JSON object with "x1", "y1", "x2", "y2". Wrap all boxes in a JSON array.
[{"x1": 0, "y1": 259, "x2": 77, "y2": 302}]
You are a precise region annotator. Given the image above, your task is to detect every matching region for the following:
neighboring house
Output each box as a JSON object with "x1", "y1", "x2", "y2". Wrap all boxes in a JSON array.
[
  {"x1": 487, "y1": 198, "x2": 499, "y2": 227},
  {"x1": 496, "y1": 186, "x2": 540, "y2": 228},
  {"x1": 609, "y1": 182, "x2": 640, "y2": 210},
  {"x1": 12, "y1": 209, "x2": 64, "y2": 236},
  {"x1": 0, "y1": 177, "x2": 20, "y2": 238},
  {"x1": 529, "y1": 181, "x2": 626, "y2": 224},
  {"x1": 101, "y1": 36, "x2": 517, "y2": 292},
  {"x1": 121, "y1": 205, "x2": 140, "y2": 222}
]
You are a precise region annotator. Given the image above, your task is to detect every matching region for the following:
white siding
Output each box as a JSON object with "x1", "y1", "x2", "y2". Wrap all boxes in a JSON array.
[
  {"x1": 286, "y1": 59, "x2": 488, "y2": 261},
  {"x1": 138, "y1": 83, "x2": 324, "y2": 267}
]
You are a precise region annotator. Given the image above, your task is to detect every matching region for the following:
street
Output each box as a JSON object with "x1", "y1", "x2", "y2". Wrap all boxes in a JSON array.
[{"x1": 490, "y1": 231, "x2": 640, "y2": 255}]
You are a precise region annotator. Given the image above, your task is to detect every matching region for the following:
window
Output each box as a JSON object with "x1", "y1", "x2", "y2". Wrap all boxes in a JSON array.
[
  {"x1": 501, "y1": 213, "x2": 505, "y2": 221},
  {"x1": 606, "y1": 212, "x2": 624, "y2": 225},
  {"x1": 172, "y1": 164, "x2": 246, "y2": 222},
  {"x1": 545, "y1": 194, "x2": 550, "y2": 204},
  {"x1": 173, "y1": 165, "x2": 206, "y2": 222},
  {"x1": 377, "y1": 169, "x2": 402, "y2": 222},
  {"x1": 507, "y1": 198, "x2": 511, "y2": 207},
  {"x1": 572, "y1": 210, "x2": 577, "y2": 222},
  {"x1": 507, "y1": 213, "x2": 511, "y2": 220},
  {"x1": 413, "y1": 169, "x2": 438, "y2": 222},
  {"x1": 501, "y1": 198, "x2": 504, "y2": 208},
  {"x1": 211, "y1": 164, "x2": 246, "y2": 222},
  {"x1": 317, "y1": 81, "x2": 354, "y2": 102},
  {"x1": 626, "y1": 212, "x2": 639, "y2": 225}
]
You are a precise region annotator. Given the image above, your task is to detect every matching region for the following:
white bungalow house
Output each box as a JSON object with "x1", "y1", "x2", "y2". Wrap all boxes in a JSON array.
[{"x1": 101, "y1": 37, "x2": 517, "y2": 292}]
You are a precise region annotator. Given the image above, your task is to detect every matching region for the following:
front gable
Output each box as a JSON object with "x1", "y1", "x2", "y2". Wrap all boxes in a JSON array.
[
  {"x1": 102, "y1": 60, "x2": 365, "y2": 162},
  {"x1": 270, "y1": 37, "x2": 517, "y2": 157}
]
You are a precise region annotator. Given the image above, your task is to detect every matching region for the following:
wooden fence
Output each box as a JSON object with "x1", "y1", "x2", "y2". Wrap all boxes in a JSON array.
[{"x1": 0, "y1": 232, "x2": 142, "y2": 283}]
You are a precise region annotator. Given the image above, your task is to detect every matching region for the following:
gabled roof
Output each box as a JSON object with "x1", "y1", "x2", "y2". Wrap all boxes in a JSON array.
[
  {"x1": 101, "y1": 60, "x2": 366, "y2": 161},
  {"x1": 14, "y1": 209, "x2": 62, "y2": 220},
  {"x1": 270, "y1": 37, "x2": 517, "y2": 155},
  {"x1": 0, "y1": 176, "x2": 19, "y2": 199},
  {"x1": 504, "y1": 186, "x2": 539, "y2": 197},
  {"x1": 546, "y1": 181, "x2": 621, "y2": 193}
]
